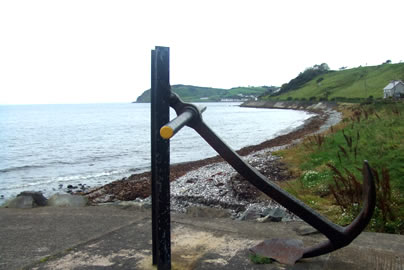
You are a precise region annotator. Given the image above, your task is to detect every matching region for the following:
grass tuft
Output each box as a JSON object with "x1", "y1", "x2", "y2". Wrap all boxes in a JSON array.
[{"x1": 249, "y1": 254, "x2": 273, "y2": 264}]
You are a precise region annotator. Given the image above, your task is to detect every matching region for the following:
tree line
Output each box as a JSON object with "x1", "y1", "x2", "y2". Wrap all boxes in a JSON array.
[{"x1": 273, "y1": 63, "x2": 331, "y2": 96}]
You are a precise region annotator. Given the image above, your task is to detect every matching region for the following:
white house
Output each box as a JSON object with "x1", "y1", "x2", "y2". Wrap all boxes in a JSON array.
[{"x1": 383, "y1": 80, "x2": 404, "y2": 98}]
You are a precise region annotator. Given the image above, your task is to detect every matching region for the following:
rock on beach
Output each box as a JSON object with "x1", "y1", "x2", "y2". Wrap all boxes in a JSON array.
[
  {"x1": 47, "y1": 194, "x2": 88, "y2": 207},
  {"x1": 2, "y1": 192, "x2": 88, "y2": 208}
]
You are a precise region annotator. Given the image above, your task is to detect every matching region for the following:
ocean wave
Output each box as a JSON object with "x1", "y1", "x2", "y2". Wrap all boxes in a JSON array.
[
  {"x1": 0, "y1": 178, "x2": 57, "y2": 190},
  {"x1": 48, "y1": 160, "x2": 76, "y2": 166},
  {"x1": 0, "y1": 169, "x2": 129, "y2": 191},
  {"x1": 87, "y1": 153, "x2": 129, "y2": 162},
  {"x1": 0, "y1": 155, "x2": 132, "y2": 175},
  {"x1": 128, "y1": 165, "x2": 150, "y2": 173},
  {"x1": 54, "y1": 169, "x2": 129, "y2": 182},
  {"x1": 0, "y1": 165, "x2": 44, "y2": 173}
]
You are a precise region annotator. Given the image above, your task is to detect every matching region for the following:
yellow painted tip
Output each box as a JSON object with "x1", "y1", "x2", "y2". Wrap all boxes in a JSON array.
[{"x1": 160, "y1": 126, "x2": 174, "y2": 139}]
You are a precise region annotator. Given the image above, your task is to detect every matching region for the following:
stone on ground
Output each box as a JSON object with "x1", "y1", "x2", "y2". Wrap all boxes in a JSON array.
[
  {"x1": 4, "y1": 195, "x2": 35, "y2": 209},
  {"x1": 47, "y1": 194, "x2": 88, "y2": 207},
  {"x1": 17, "y1": 191, "x2": 48, "y2": 206}
]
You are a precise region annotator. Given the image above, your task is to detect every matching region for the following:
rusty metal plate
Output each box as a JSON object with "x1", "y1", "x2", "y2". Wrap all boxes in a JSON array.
[{"x1": 250, "y1": 238, "x2": 304, "y2": 265}]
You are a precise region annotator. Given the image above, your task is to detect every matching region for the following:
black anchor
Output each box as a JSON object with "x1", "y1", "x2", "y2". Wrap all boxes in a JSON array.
[{"x1": 150, "y1": 46, "x2": 376, "y2": 269}]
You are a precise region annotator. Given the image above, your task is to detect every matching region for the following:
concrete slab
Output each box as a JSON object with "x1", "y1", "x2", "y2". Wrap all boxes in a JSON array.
[
  {"x1": 1, "y1": 206, "x2": 404, "y2": 270},
  {"x1": 0, "y1": 206, "x2": 148, "y2": 270}
]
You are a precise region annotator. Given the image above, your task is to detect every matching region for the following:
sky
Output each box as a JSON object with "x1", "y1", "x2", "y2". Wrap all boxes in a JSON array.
[{"x1": 0, "y1": 0, "x2": 403, "y2": 105}]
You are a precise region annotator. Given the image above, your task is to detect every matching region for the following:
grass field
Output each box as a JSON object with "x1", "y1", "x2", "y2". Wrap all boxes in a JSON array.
[
  {"x1": 262, "y1": 63, "x2": 404, "y2": 101},
  {"x1": 276, "y1": 101, "x2": 404, "y2": 233}
]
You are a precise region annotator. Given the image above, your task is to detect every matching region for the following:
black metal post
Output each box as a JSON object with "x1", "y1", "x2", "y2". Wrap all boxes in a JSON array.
[
  {"x1": 151, "y1": 49, "x2": 157, "y2": 265},
  {"x1": 151, "y1": 46, "x2": 171, "y2": 270}
]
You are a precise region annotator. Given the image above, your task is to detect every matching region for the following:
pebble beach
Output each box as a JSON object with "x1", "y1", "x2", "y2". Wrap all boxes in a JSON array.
[{"x1": 82, "y1": 104, "x2": 341, "y2": 220}]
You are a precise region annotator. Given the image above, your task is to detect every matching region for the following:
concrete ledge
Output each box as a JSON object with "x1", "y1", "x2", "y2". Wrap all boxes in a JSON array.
[{"x1": 1, "y1": 206, "x2": 403, "y2": 269}]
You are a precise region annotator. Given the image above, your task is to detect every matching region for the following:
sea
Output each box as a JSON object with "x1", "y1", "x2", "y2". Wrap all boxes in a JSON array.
[{"x1": 0, "y1": 102, "x2": 313, "y2": 201}]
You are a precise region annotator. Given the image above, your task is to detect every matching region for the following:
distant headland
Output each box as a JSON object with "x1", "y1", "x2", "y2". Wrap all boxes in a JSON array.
[{"x1": 134, "y1": 84, "x2": 279, "y2": 103}]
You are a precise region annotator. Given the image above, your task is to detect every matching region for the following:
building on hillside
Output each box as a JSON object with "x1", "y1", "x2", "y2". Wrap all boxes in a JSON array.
[{"x1": 383, "y1": 80, "x2": 404, "y2": 98}]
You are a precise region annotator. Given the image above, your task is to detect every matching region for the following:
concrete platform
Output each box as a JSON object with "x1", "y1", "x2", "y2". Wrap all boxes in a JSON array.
[{"x1": 0, "y1": 205, "x2": 403, "y2": 269}]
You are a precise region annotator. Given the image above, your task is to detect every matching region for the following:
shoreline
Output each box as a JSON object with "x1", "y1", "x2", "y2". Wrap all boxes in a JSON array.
[
  {"x1": 0, "y1": 103, "x2": 325, "y2": 204},
  {"x1": 84, "y1": 103, "x2": 341, "y2": 208}
]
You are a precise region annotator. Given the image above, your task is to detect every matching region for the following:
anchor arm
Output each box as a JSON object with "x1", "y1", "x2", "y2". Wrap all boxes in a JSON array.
[
  {"x1": 296, "y1": 161, "x2": 375, "y2": 257},
  {"x1": 193, "y1": 120, "x2": 376, "y2": 257},
  {"x1": 165, "y1": 93, "x2": 376, "y2": 258}
]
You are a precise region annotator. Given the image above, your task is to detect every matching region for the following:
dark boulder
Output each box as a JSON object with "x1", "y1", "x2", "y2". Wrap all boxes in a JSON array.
[{"x1": 17, "y1": 191, "x2": 47, "y2": 206}]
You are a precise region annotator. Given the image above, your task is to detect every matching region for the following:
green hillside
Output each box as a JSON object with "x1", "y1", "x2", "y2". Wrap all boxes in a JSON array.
[
  {"x1": 136, "y1": 85, "x2": 276, "y2": 103},
  {"x1": 226, "y1": 86, "x2": 274, "y2": 97},
  {"x1": 262, "y1": 63, "x2": 404, "y2": 101}
]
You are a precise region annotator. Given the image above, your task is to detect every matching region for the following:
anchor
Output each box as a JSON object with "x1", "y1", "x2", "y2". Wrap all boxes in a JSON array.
[{"x1": 150, "y1": 46, "x2": 376, "y2": 269}]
